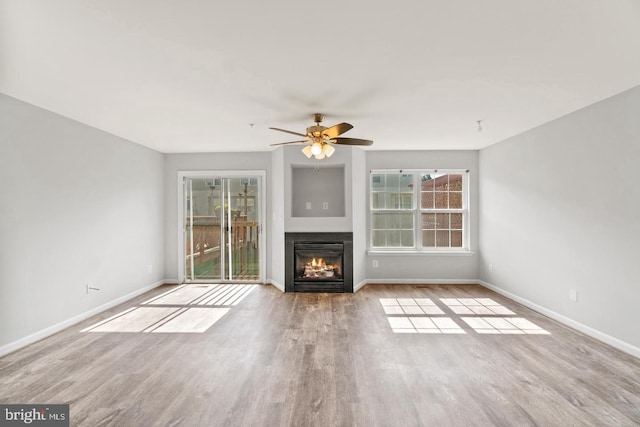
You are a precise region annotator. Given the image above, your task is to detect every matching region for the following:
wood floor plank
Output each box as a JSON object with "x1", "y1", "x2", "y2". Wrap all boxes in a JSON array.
[{"x1": 1, "y1": 283, "x2": 639, "y2": 426}]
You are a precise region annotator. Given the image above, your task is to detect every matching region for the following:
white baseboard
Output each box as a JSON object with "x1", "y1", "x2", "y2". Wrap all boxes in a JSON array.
[
  {"x1": 478, "y1": 280, "x2": 640, "y2": 359},
  {"x1": 0, "y1": 280, "x2": 166, "y2": 358},
  {"x1": 363, "y1": 279, "x2": 479, "y2": 285},
  {"x1": 353, "y1": 280, "x2": 368, "y2": 292},
  {"x1": 268, "y1": 280, "x2": 285, "y2": 292}
]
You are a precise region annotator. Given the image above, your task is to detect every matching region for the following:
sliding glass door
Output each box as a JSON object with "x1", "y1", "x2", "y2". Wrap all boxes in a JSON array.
[{"x1": 182, "y1": 173, "x2": 263, "y2": 283}]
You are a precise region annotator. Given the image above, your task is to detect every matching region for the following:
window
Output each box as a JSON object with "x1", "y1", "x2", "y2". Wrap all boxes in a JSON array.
[{"x1": 370, "y1": 170, "x2": 469, "y2": 251}]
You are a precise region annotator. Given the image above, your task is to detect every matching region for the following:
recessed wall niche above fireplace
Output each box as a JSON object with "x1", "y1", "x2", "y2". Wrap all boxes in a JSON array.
[
  {"x1": 290, "y1": 166, "x2": 345, "y2": 218},
  {"x1": 285, "y1": 232, "x2": 353, "y2": 293}
]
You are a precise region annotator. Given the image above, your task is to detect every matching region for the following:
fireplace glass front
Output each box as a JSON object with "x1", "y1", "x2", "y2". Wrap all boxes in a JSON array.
[{"x1": 294, "y1": 243, "x2": 344, "y2": 282}]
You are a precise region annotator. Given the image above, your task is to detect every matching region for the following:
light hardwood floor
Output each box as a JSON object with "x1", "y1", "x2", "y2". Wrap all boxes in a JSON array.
[{"x1": 1, "y1": 284, "x2": 639, "y2": 426}]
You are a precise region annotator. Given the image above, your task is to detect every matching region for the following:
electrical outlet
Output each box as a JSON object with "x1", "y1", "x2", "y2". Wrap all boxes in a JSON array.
[
  {"x1": 372, "y1": 260, "x2": 379, "y2": 268},
  {"x1": 488, "y1": 263, "x2": 494, "y2": 273},
  {"x1": 569, "y1": 289, "x2": 578, "y2": 302},
  {"x1": 148, "y1": 264, "x2": 153, "y2": 274},
  {"x1": 322, "y1": 202, "x2": 329, "y2": 210},
  {"x1": 305, "y1": 202, "x2": 312, "y2": 210}
]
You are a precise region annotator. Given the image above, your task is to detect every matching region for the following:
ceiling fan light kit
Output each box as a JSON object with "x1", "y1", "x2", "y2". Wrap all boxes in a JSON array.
[{"x1": 269, "y1": 113, "x2": 373, "y2": 160}]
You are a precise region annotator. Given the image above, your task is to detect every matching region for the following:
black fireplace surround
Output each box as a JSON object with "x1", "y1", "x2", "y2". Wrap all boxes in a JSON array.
[{"x1": 285, "y1": 232, "x2": 353, "y2": 293}]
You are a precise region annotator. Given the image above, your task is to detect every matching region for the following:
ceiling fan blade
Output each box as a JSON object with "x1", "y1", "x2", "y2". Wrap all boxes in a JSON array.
[
  {"x1": 322, "y1": 122, "x2": 353, "y2": 138},
  {"x1": 269, "y1": 127, "x2": 307, "y2": 137},
  {"x1": 269, "y1": 140, "x2": 309, "y2": 146},
  {"x1": 332, "y1": 137, "x2": 373, "y2": 146}
]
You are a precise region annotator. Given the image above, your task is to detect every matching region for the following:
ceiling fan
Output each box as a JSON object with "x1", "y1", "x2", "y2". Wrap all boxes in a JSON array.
[{"x1": 269, "y1": 113, "x2": 373, "y2": 159}]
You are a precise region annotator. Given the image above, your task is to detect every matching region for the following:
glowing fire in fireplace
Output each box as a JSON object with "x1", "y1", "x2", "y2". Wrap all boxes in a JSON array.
[{"x1": 304, "y1": 257, "x2": 339, "y2": 279}]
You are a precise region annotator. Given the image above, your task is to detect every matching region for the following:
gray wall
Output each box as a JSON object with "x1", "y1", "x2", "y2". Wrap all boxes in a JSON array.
[
  {"x1": 163, "y1": 152, "x2": 272, "y2": 282},
  {"x1": 479, "y1": 85, "x2": 640, "y2": 349},
  {"x1": 0, "y1": 94, "x2": 165, "y2": 351},
  {"x1": 366, "y1": 150, "x2": 480, "y2": 281}
]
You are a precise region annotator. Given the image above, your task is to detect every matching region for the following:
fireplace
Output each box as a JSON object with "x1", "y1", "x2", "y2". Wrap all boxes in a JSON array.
[
  {"x1": 296, "y1": 243, "x2": 343, "y2": 281},
  {"x1": 285, "y1": 232, "x2": 353, "y2": 293}
]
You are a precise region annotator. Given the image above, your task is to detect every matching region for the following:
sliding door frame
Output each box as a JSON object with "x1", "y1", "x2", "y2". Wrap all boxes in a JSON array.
[{"x1": 177, "y1": 170, "x2": 266, "y2": 283}]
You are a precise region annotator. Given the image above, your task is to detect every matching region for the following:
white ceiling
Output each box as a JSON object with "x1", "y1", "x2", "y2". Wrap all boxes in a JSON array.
[{"x1": 1, "y1": 1, "x2": 639, "y2": 153}]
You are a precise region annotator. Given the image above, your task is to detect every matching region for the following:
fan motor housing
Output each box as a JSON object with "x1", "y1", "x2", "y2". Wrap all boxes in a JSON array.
[{"x1": 306, "y1": 125, "x2": 327, "y2": 137}]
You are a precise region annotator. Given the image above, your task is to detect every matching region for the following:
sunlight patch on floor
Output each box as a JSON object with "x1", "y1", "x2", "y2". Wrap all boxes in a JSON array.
[
  {"x1": 461, "y1": 317, "x2": 550, "y2": 335},
  {"x1": 81, "y1": 307, "x2": 230, "y2": 333},
  {"x1": 388, "y1": 316, "x2": 466, "y2": 334},
  {"x1": 83, "y1": 284, "x2": 254, "y2": 334},
  {"x1": 440, "y1": 298, "x2": 515, "y2": 315},
  {"x1": 380, "y1": 296, "x2": 551, "y2": 336},
  {"x1": 142, "y1": 284, "x2": 256, "y2": 306},
  {"x1": 152, "y1": 308, "x2": 230, "y2": 333},
  {"x1": 81, "y1": 307, "x2": 176, "y2": 333},
  {"x1": 379, "y1": 298, "x2": 445, "y2": 315}
]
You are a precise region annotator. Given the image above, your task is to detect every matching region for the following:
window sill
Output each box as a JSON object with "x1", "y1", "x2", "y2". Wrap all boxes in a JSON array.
[{"x1": 367, "y1": 250, "x2": 476, "y2": 256}]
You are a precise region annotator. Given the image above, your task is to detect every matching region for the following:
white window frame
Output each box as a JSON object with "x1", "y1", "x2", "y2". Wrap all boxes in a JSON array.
[{"x1": 369, "y1": 169, "x2": 470, "y2": 253}]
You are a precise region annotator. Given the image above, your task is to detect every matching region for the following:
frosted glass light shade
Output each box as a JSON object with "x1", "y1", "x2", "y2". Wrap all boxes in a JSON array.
[
  {"x1": 323, "y1": 144, "x2": 335, "y2": 157},
  {"x1": 301, "y1": 145, "x2": 313, "y2": 158},
  {"x1": 310, "y1": 142, "x2": 323, "y2": 156}
]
